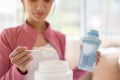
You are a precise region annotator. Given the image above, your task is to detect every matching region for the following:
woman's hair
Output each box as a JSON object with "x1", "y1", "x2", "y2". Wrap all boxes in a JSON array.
[{"x1": 51, "y1": 1, "x2": 56, "y2": 15}]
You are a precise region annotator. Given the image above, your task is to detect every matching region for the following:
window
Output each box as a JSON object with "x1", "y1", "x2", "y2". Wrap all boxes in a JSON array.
[
  {"x1": 0, "y1": 0, "x2": 24, "y2": 31},
  {"x1": 47, "y1": 0, "x2": 81, "y2": 36}
]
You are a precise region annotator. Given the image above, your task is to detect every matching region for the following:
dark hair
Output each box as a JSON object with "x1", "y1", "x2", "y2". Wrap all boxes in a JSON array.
[{"x1": 51, "y1": 3, "x2": 56, "y2": 15}]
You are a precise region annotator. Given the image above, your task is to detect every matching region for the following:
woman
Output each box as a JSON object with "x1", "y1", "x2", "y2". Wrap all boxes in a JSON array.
[{"x1": 0, "y1": 0, "x2": 88, "y2": 80}]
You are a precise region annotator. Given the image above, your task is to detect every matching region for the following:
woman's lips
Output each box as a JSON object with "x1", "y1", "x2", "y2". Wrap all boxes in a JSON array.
[{"x1": 35, "y1": 12, "x2": 45, "y2": 17}]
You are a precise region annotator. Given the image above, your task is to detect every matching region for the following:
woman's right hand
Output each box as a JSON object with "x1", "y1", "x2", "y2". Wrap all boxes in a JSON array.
[{"x1": 9, "y1": 46, "x2": 33, "y2": 74}]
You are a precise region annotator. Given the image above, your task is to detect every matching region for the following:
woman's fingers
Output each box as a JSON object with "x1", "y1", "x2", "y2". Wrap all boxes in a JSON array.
[
  {"x1": 11, "y1": 51, "x2": 29, "y2": 64},
  {"x1": 15, "y1": 53, "x2": 32, "y2": 73},
  {"x1": 22, "y1": 56, "x2": 33, "y2": 66},
  {"x1": 96, "y1": 51, "x2": 101, "y2": 65},
  {"x1": 10, "y1": 47, "x2": 28, "y2": 64},
  {"x1": 17, "y1": 53, "x2": 32, "y2": 65},
  {"x1": 118, "y1": 56, "x2": 120, "y2": 71},
  {"x1": 9, "y1": 46, "x2": 27, "y2": 58},
  {"x1": 9, "y1": 46, "x2": 33, "y2": 72}
]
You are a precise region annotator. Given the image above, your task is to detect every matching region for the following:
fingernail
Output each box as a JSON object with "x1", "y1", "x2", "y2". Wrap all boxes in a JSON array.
[
  {"x1": 17, "y1": 46, "x2": 22, "y2": 48},
  {"x1": 31, "y1": 56, "x2": 33, "y2": 60},
  {"x1": 20, "y1": 46, "x2": 28, "y2": 49},
  {"x1": 23, "y1": 46, "x2": 28, "y2": 49}
]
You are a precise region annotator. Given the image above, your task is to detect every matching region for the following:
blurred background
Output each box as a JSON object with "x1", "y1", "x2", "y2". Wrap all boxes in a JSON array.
[
  {"x1": 0, "y1": 0, "x2": 120, "y2": 80},
  {"x1": 0, "y1": 0, "x2": 120, "y2": 46},
  {"x1": 0, "y1": 0, "x2": 120, "y2": 68}
]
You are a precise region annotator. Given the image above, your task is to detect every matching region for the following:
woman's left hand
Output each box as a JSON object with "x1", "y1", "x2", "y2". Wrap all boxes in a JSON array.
[
  {"x1": 96, "y1": 51, "x2": 101, "y2": 65},
  {"x1": 118, "y1": 56, "x2": 120, "y2": 71}
]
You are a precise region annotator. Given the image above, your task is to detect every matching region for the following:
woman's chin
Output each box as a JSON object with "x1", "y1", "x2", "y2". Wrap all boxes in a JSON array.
[{"x1": 33, "y1": 18, "x2": 45, "y2": 23}]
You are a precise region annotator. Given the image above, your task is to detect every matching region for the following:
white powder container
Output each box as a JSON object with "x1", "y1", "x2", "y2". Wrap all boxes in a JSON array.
[{"x1": 34, "y1": 60, "x2": 73, "y2": 80}]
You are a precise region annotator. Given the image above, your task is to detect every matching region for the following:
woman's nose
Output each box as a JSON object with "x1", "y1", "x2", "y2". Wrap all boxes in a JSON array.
[{"x1": 36, "y1": 1, "x2": 45, "y2": 11}]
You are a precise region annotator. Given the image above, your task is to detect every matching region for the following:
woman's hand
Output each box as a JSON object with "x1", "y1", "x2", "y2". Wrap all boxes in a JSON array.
[
  {"x1": 96, "y1": 51, "x2": 101, "y2": 65},
  {"x1": 118, "y1": 56, "x2": 120, "y2": 71},
  {"x1": 9, "y1": 46, "x2": 33, "y2": 74}
]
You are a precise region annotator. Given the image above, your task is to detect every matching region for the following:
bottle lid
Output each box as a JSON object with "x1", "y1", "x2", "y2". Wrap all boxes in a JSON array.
[{"x1": 87, "y1": 29, "x2": 99, "y2": 37}]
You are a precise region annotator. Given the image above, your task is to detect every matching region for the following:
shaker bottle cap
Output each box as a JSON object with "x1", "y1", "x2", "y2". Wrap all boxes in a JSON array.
[{"x1": 87, "y1": 30, "x2": 99, "y2": 37}]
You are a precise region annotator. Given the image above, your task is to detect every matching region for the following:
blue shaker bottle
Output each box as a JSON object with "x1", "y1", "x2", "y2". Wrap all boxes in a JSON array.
[{"x1": 78, "y1": 29, "x2": 101, "y2": 72}]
